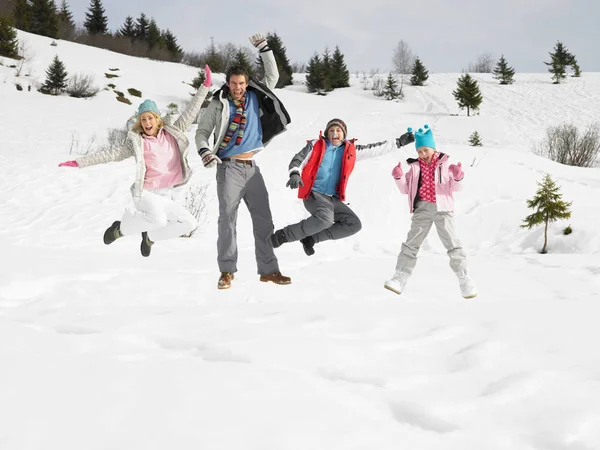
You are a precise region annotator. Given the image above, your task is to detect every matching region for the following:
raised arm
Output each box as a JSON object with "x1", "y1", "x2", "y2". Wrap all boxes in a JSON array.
[
  {"x1": 249, "y1": 33, "x2": 278, "y2": 90},
  {"x1": 172, "y1": 65, "x2": 212, "y2": 133}
]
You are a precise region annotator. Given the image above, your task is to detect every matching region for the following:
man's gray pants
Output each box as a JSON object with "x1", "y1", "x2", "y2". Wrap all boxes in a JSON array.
[
  {"x1": 282, "y1": 191, "x2": 362, "y2": 244},
  {"x1": 396, "y1": 200, "x2": 467, "y2": 274},
  {"x1": 216, "y1": 160, "x2": 279, "y2": 275}
]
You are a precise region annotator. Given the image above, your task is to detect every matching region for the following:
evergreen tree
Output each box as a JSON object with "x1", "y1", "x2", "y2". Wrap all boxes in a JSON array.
[
  {"x1": 162, "y1": 29, "x2": 182, "y2": 62},
  {"x1": 0, "y1": 17, "x2": 19, "y2": 59},
  {"x1": 146, "y1": 18, "x2": 162, "y2": 51},
  {"x1": 40, "y1": 54, "x2": 68, "y2": 95},
  {"x1": 13, "y1": 0, "x2": 32, "y2": 31},
  {"x1": 452, "y1": 73, "x2": 483, "y2": 116},
  {"x1": 544, "y1": 41, "x2": 574, "y2": 84},
  {"x1": 266, "y1": 32, "x2": 292, "y2": 88},
  {"x1": 410, "y1": 57, "x2": 429, "y2": 86},
  {"x1": 230, "y1": 48, "x2": 254, "y2": 77},
  {"x1": 29, "y1": 0, "x2": 58, "y2": 38},
  {"x1": 571, "y1": 59, "x2": 581, "y2": 77},
  {"x1": 547, "y1": 53, "x2": 566, "y2": 84},
  {"x1": 134, "y1": 13, "x2": 149, "y2": 41},
  {"x1": 305, "y1": 53, "x2": 325, "y2": 94},
  {"x1": 329, "y1": 45, "x2": 349, "y2": 89},
  {"x1": 383, "y1": 73, "x2": 400, "y2": 100},
  {"x1": 83, "y1": 0, "x2": 108, "y2": 35},
  {"x1": 321, "y1": 47, "x2": 332, "y2": 91},
  {"x1": 468, "y1": 131, "x2": 483, "y2": 146},
  {"x1": 117, "y1": 15, "x2": 135, "y2": 39},
  {"x1": 57, "y1": 0, "x2": 74, "y2": 28},
  {"x1": 203, "y1": 39, "x2": 225, "y2": 73},
  {"x1": 57, "y1": 0, "x2": 75, "y2": 38},
  {"x1": 492, "y1": 54, "x2": 515, "y2": 85},
  {"x1": 521, "y1": 173, "x2": 572, "y2": 254}
]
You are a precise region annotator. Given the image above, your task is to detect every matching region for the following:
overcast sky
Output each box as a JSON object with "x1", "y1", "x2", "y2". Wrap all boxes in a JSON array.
[{"x1": 68, "y1": 0, "x2": 598, "y2": 73}]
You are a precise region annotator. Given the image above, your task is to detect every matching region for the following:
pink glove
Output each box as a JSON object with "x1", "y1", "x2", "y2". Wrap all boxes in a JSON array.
[
  {"x1": 203, "y1": 64, "x2": 212, "y2": 87},
  {"x1": 58, "y1": 160, "x2": 78, "y2": 168},
  {"x1": 449, "y1": 162, "x2": 463, "y2": 179},
  {"x1": 391, "y1": 162, "x2": 403, "y2": 179}
]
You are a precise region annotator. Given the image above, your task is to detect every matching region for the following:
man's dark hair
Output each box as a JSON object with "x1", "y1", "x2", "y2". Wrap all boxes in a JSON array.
[{"x1": 226, "y1": 65, "x2": 250, "y2": 83}]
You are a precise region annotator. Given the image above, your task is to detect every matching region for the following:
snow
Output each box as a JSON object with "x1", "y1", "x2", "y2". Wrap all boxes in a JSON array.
[{"x1": 1, "y1": 30, "x2": 599, "y2": 450}]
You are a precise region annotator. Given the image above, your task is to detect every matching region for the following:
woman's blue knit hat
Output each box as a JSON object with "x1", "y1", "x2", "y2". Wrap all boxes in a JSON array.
[
  {"x1": 408, "y1": 124, "x2": 436, "y2": 149},
  {"x1": 137, "y1": 99, "x2": 160, "y2": 116}
]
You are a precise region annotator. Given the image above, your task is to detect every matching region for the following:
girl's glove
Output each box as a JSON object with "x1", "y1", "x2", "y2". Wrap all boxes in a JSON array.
[
  {"x1": 58, "y1": 160, "x2": 78, "y2": 168},
  {"x1": 391, "y1": 162, "x2": 403, "y2": 179},
  {"x1": 203, "y1": 64, "x2": 212, "y2": 87},
  {"x1": 449, "y1": 162, "x2": 464, "y2": 180}
]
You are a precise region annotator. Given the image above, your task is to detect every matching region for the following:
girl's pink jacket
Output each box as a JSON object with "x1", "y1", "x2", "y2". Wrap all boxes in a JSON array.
[{"x1": 394, "y1": 153, "x2": 463, "y2": 213}]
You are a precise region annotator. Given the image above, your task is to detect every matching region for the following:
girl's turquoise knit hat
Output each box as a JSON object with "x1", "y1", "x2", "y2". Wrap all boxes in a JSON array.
[
  {"x1": 408, "y1": 124, "x2": 436, "y2": 149},
  {"x1": 137, "y1": 99, "x2": 160, "y2": 116}
]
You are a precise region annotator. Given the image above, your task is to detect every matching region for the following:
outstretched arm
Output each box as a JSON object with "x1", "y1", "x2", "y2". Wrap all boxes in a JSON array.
[
  {"x1": 75, "y1": 137, "x2": 135, "y2": 168},
  {"x1": 355, "y1": 131, "x2": 415, "y2": 161}
]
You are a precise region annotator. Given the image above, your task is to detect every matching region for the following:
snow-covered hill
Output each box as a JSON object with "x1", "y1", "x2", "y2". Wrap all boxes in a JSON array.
[{"x1": 1, "y1": 31, "x2": 599, "y2": 450}]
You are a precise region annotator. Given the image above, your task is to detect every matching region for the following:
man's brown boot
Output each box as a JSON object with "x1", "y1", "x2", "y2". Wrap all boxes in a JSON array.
[
  {"x1": 218, "y1": 272, "x2": 234, "y2": 290},
  {"x1": 260, "y1": 271, "x2": 291, "y2": 285}
]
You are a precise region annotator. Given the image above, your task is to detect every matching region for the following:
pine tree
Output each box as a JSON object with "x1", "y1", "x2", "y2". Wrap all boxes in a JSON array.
[
  {"x1": 521, "y1": 173, "x2": 572, "y2": 254},
  {"x1": 383, "y1": 73, "x2": 400, "y2": 100},
  {"x1": 203, "y1": 39, "x2": 225, "y2": 73},
  {"x1": 0, "y1": 18, "x2": 19, "y2": 59},
  {"x1": 492, "y1": 54, "x2": 515, "y2": 85},
  {"x1": 544, "y1": 41, "x2": 574, "y2": 84},
  {"x1": 468, "y1": 131, "x2": 482, "y2": 146},
  {"x1": 410, "y1": 57, "x2": 429, "y2": 86},
  {"x1": 146, "y1": 18, "x2": 162, "y2": 51},
  {"x1": 162, "y1": 29, "x2": 182, "y2": 62},
  {"x1": 57, "y1": 0, "x2": 75, "y2": 38},
  {"x1": 305, "y1": 53, "x2": 325, "y2": 94},
  {"x1": 57, "y1": 0, "x2": 74, "y2": 27},
  {"x1": 13, "y1": 0, "x2": 32, "y2": 31},
  {"x1": 40, "y1": 54, "x2": 68, "y2": 95},
  {"x1": 230, "y1": 48, "x2": 254, "y2": 77},
  {"x1": 134, "y1": 13, "x2": 149, "y2": 41},
  {"x1": 329, "y1": 45, "x2": 349, "y2": 89},
  {"x1": 29, "y1": 0, "x2": 58, "y2": 38},
  {"x1": 452, "y1": 73, "x2": 483, "y2": 116},
  {"x1": 83, "y1": 0, "x2": 108, "y2": 35},
  {"x1": 118, "y1": 15, "x2": 135, "y2": 39},
  {"x1": 267, "y1": 32, "x2": 292, "y2": 88},
  {"x1": 571, "y1": 59, "x2": 581, "y2": 77},
  {"x1": 321, "y1": 47, "x2": 332, "y2": 91}
]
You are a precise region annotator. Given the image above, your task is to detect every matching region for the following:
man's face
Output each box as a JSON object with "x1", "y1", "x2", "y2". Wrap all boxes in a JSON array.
[
  {"x1": 327, "y1": 126, "x2": 345, "y2": 146},
  {"x1": 227, "y1": 74, "x2": 248, "y2": 101}
]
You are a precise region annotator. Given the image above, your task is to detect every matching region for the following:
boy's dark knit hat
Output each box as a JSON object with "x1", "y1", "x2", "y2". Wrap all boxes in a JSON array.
[{"x1": 324, "y1": 118, "x2": 347, "y2": 138}]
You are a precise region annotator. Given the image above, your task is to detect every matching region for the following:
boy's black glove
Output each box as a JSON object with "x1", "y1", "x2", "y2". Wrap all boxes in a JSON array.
[
  {"x1": 286, "y1": 173, "x2": 303, "y2": 189},
  {"x1": 396, "y1": 131, "x2": 415, "y2": 148}
]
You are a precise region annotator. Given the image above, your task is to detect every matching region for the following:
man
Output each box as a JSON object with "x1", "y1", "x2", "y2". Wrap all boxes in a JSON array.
[
  {"x1": 270, "y1": 118, "x2": 414, "y2": 256},
  {"x1": 196, "y1": 33, "x2": 292, "y2": 290}
]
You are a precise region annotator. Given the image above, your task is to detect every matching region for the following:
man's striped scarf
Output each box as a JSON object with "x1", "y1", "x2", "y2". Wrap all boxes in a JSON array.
[{"x1": 219, "y1": 94, "x2": 247, "y2": 152}]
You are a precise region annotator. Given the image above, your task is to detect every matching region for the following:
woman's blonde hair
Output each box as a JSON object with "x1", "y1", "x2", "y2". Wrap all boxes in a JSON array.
[{"x1": 132, "y1": 111, "x2": 164, "y2": 134}]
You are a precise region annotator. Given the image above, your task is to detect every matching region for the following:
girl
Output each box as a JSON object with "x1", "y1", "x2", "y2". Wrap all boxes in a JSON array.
[
  {"x1": 59, "y1": 65, "x2": 212, "y2": 257},
  {"x1": 384, "y1": 124, "x2": 478, "y2": 298}
]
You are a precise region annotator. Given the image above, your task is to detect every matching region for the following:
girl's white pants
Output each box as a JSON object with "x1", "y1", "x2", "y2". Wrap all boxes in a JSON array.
[{"x1": 120, "y1": 187, "x2": 197, "y2": 241}]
